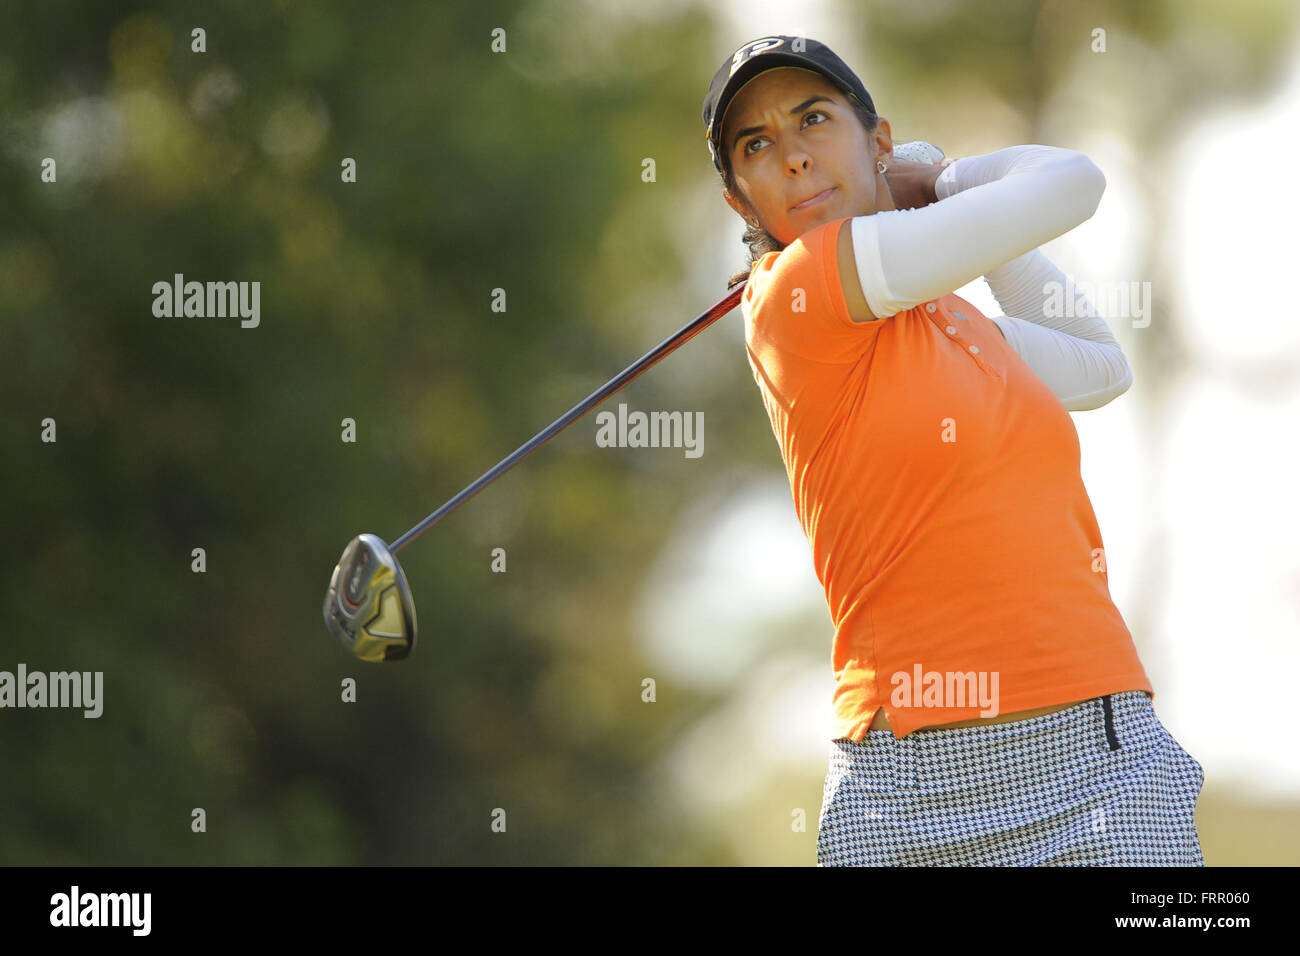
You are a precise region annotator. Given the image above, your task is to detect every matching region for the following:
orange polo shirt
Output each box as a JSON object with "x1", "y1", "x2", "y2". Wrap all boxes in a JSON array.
[{"x1": 741, "y1": 216, "x2": 1152, "y2": 740}]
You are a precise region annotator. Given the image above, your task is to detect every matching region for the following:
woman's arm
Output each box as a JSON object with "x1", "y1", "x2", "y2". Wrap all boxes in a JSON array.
[
  {"x1": 984, "y1": 248, "x2": 1117, "y2": 344},
  {"x1": 982, "y1": 250, "x2": 1133, "y2": 410},
  {"x1": 840, "y1": 145, "x2": 1105, "y2": 321}
]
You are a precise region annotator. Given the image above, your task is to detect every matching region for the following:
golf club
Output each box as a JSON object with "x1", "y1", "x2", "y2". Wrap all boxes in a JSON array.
[{"x1": 323, "y1": 281, "x2": 747, "y2": 662}]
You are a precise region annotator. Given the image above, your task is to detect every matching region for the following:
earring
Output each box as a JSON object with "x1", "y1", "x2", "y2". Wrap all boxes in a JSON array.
[{"x1": 877, "y1": 160, "x2": 888, "y2": 174}]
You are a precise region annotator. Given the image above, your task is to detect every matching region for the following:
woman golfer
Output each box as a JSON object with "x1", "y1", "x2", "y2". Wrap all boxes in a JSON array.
[{"x1": 701, "y1": 35, "x2": 1205, "y2": 866}]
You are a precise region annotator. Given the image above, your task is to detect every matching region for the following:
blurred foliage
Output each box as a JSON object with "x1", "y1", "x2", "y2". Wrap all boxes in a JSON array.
[{"x1": 1, "y1": 0, "x2": 1296, "y2": 864}]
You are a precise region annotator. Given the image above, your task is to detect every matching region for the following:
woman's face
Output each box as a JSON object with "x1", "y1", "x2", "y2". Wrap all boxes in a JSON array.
[{"x1": 720, "y1": 67, "x2": 894, "y2": 246}]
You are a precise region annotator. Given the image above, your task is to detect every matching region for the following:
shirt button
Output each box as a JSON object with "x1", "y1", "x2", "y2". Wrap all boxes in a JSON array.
[
  {"x1": 968, "y1": 345, "x2": 980, "y2": 354},
  {"x1": 925, "y1": 302, "x2": 937, "y2": 313},
  {"x1": 946, "y1": 325, "x2": 957, "y2": 335}
]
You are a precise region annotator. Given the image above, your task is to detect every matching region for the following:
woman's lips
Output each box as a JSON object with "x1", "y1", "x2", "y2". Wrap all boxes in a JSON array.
[{"x1": 792, "y1": 187, "x2": 835, "y2": 210}]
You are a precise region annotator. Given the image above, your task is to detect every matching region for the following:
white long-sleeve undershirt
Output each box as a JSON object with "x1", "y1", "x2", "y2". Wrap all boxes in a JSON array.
[
  {"x1": 849, "y1": 145, "x2": 1132, "y2": 411},
  {"x1": 982, "y1": 249, "x2": 1133, "y2": 410}
]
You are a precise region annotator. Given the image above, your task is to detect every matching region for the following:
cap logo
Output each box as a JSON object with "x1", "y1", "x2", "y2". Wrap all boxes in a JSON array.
[{"x1": 729, "y1": 37, "x2": 785, "y2": 77}]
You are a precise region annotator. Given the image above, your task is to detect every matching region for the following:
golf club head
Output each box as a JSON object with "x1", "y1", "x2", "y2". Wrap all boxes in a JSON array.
[{"x1": 323, "y1": 533, "x2": 417, "y2": 662}]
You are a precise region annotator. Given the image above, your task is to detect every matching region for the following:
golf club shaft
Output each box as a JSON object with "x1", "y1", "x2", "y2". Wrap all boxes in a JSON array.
[{"x1": 389, "y1": 282, "x2": 746, "y2": 554}]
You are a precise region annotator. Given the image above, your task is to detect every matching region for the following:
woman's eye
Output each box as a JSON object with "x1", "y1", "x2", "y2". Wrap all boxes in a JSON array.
[{"x1": 744, "y1": 112, "x2": 828, "y2": 155}]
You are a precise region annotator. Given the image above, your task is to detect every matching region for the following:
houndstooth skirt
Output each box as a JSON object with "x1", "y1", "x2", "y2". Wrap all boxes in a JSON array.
[{"x1": 816, "y1": 691, "x2": 1205, "y2": 866}]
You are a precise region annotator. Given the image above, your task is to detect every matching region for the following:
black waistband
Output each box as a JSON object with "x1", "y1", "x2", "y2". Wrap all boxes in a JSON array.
[{"x1": 1100, "y1": 694, "x2": 1120, "y2": 751}]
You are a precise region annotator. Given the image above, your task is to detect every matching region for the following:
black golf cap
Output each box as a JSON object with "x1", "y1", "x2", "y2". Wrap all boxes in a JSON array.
[{"x1": 702, "y1": 36, "x2": 876, "y2": 176}]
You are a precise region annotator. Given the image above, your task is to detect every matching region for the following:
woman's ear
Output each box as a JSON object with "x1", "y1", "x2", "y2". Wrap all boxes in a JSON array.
[{"x1": 873, "y1": 117, "x2": 894, "y2": 161}]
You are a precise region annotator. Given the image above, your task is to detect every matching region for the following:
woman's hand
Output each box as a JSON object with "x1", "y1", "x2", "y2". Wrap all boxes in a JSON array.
[{"x1": 883, "y1": 159, "x2": 946, "y2": 211}]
